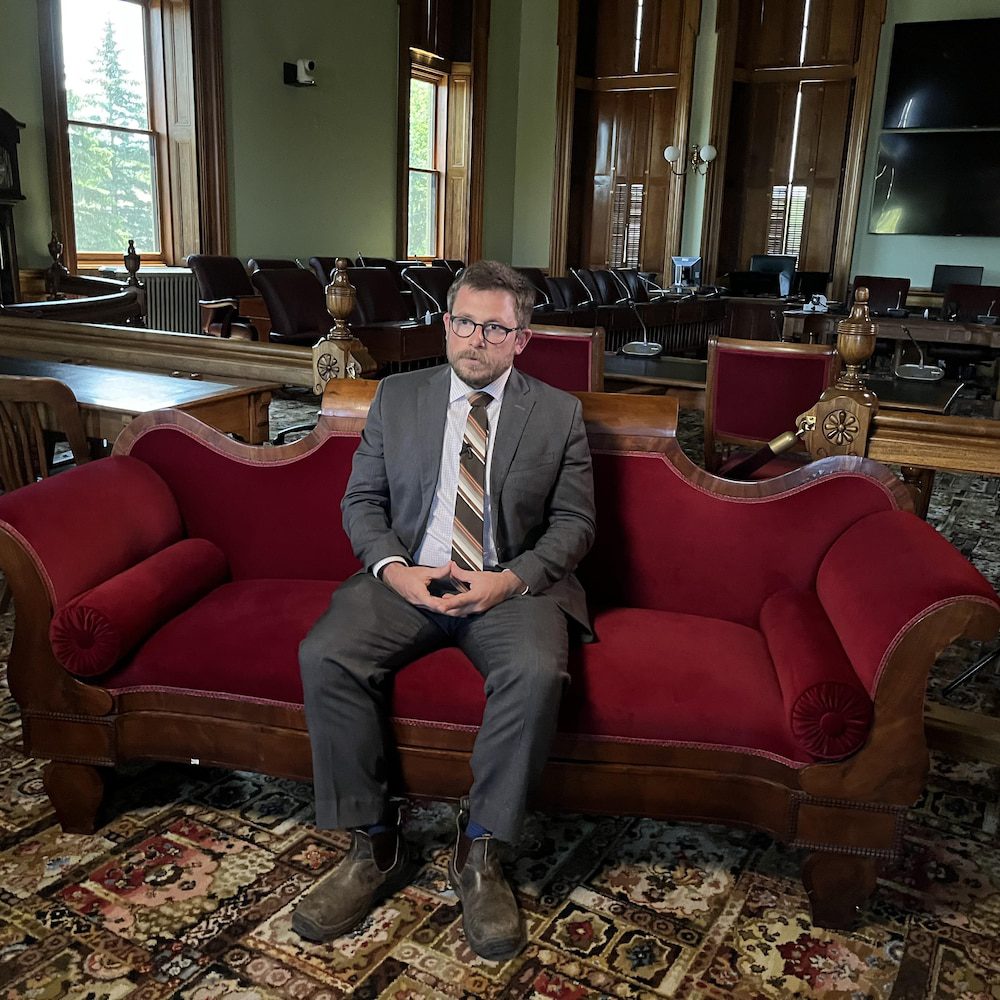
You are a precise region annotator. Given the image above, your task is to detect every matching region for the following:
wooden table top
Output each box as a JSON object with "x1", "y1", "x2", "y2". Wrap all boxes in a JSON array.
[
  {"x1": 603, "y1": 352, "x2": 966, "y2": 415},
  {"x1": 0, "y1": 355, "x2": 275, "y2": 415}
]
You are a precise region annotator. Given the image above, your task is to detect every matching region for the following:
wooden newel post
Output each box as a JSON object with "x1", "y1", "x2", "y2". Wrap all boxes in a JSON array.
[
  {"x1": 312, "y1": 257, "x2": 377, "y2": 393},
  {"x1": 45, "y1": 231, "x2": 69, "y2": 299},
  {"x1": 797, "y1": 286, "x2": 879, "y2": 459}
]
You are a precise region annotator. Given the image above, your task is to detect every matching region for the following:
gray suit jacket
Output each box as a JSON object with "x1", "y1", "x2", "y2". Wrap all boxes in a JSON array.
[{"x1": 341, "y1": 365, "x2": 596, "y2": 634}]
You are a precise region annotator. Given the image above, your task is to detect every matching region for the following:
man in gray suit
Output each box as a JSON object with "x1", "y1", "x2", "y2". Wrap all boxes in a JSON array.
[{"x1": 294, "y1": 261, "x2": 595, "y2": 960}]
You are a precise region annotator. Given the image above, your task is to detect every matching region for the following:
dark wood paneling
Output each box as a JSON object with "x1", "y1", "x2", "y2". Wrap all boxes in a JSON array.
[{"x1": 738, "y1": 0, "x2": 862, "y2": 69}]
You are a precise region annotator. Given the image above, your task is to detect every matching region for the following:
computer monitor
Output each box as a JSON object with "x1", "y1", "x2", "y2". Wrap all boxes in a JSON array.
[
  {"x1": 931, "y1": 264, "x2": 983, "y2": 293},
  {"x1": 725, "y1": 271, "x2": 781, "y2": 297},
  {"x1": 671, "y1": 255, "x2": 702, "y2": 288}
]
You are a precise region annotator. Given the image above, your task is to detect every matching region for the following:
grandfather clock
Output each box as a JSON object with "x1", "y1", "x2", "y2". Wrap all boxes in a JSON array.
[{"x1": 0, "y1": 109, "x2": 26, "y2": 304}]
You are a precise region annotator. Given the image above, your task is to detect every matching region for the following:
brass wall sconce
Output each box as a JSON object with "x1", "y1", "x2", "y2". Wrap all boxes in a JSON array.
[{"x1": 663, "y1": 143, "x2": 717, "y2": 176}]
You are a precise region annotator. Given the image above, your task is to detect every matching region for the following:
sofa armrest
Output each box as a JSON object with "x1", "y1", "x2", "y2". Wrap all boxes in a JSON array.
[
  {"x1": 0, "y1": 456, "x2": 184, "y2": 610},
  {"x1": 817, "y1": 510, "x2": 1000, "y2": 696}
]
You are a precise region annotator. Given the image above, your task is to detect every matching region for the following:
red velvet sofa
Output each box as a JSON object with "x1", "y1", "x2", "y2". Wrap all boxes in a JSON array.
[{"x1": 1, "y1": 385, "x2": 997, "y2": 930}]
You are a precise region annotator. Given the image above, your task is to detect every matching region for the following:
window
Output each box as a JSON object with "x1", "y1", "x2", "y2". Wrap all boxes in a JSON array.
[
  {"x1": 766, "y1": 184, "x2": 807, "y2": 259},
  {"x1": 38, "y1": 0, "x2": 225, "y2": 269},
  {"x1": 407, "y1": 70, "x2": 446, "y2": 259},
  {"x1": 609, "y1": 182, "x2": 644, "y2": 268},
  {"x1": 61, "y1": 0, "x2": 160, "y2": 257}
]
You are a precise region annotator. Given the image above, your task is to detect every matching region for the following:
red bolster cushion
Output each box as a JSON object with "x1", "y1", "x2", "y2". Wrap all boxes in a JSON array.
[
  {"x1": 49, "y1": 538, "x2": 229, "y2": 677},
  {"x1": 759, "y1": 588, "x2": 873, "y2": 761}
]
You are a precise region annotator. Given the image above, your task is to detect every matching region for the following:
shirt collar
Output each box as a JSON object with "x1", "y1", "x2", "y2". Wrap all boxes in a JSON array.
[{"x1": 448, "y1": 365, "x2": 513, "y2": 404}]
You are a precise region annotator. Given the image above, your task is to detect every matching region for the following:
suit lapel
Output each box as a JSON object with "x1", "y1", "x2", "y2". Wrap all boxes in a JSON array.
[
  {"x1": 416, "y1": 367, "x2": 452, "y2": 530},
  {"x1": 490, "y1": 367, "x2": 535, "y2": 497}
]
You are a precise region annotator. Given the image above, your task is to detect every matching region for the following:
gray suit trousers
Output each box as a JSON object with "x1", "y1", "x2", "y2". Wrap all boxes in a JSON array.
[{"x1": 299, "y1": 573, "x2": 569, "y2": 843}]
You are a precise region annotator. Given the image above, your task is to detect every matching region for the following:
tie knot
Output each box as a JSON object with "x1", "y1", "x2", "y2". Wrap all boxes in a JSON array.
[{"x1": 468, "y1": 391, "x2": 492, "y2": 409}]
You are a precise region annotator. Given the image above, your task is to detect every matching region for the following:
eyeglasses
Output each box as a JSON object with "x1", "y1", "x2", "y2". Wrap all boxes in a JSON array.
[{"x1": 448, "y1": 315, "x2": 520, "y2": 345}]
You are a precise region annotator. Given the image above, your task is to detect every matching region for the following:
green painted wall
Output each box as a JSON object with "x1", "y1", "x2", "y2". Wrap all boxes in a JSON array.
[
  {"x1": 679, "y1": 0, "x2": 718, "y2": 258},
  {"x1": 0, "y1": 0, "x2": 54, "y2": 268},
  {"x1": 510, "y1": 0, "x2": 558, "y2": 267},
  {"x1": 222, "y1": 0, "x2": 398, "y2": 262},
  {"x1": 851, "y1": 0, "x2": 1000, "y2": 285},
  {"x1": 482, "y1": 0, "x2": 521, "y2": 262}
]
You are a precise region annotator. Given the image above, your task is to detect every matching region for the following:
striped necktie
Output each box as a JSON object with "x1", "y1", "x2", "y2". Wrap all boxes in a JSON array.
[{"x1": 451, "y1": 391, "x2": 492, "y2": 571}]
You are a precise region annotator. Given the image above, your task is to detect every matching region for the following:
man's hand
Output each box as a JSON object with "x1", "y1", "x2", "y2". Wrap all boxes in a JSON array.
[
  {"x1": 380, "y1": 562, "x2": 457, "y2": 613},
  {"x1": 440, "y1": 564, "x2": 526, "y2": 617}
]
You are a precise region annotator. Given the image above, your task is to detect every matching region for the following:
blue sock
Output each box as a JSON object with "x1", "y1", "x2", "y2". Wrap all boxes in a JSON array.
[
  {"x1": 364, "y1": 822, "x2": 389, "y2": 836},
  {"x1": 465, "y1": 819, "x2": 491, "y2": 840}
]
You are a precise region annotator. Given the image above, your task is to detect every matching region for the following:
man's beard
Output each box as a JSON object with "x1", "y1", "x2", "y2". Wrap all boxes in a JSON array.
[{"x1": 449, "y1": 348, "x2": 500, "y2": 388}]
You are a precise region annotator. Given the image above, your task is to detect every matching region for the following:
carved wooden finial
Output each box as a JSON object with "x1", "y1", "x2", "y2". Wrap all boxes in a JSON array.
[
  {"x1": 45, "y1": 231, "x2": 70, "y2": 299},
  {"x1": 312, "y1": 257, "x2": 377, "y2": 391},
  {"x1": 795, "y1": 286, "x2": 879, "y2": 461},
  {"x1": 324, "y1": 257, "x2": 358, "y2": 341},
  {"x1": 834, "y1": 285, "x2": 878, "y2": 391},
  {"x1": 123, "y1": 239, "x2": 142, "y2": 286}
]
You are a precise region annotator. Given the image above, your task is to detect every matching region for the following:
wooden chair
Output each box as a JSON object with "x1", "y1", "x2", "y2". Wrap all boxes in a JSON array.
[
  {"x1": 515, "y1": 327, "x2": 605, "y2": 392},
  {"x1": 0, "y1": 375, "x2": 92, "y2": 609},
  {"x1": 0, "y1": 375, "x2": 91, "y2": 491},
  {"x1": 704, "y1": 336, "x2": 840, "y2": 477}
]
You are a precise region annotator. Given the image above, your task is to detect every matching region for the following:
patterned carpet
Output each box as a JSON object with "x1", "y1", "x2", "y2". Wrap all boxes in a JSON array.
[{"x1": 0, "y1": 387, "x2": 998, "y2": 999}]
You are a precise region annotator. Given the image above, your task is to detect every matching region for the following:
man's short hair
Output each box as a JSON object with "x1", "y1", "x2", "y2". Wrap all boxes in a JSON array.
[{"x1": 447, "y1": 260, "x2": 536, "y2": 330}]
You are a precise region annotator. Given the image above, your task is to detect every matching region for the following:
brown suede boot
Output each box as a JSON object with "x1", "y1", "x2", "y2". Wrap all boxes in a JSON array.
[
  {"x1": 447, "y1": 799, "x2": 524, "y2": 961},
  {"x1": 293, "y1": 822, "x2": 411, "y2": 942}
]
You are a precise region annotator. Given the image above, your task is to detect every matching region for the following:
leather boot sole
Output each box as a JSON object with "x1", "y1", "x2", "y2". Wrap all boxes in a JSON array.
[{"x1": 292, "y1": 860, "x2": 414, "y2": 942}]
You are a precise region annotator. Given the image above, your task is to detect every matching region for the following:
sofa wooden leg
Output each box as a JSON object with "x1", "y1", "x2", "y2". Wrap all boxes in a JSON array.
[
  {"x1": 43, "y1": 762, "x2": 113, "y2": 833},
  {"x1": 801, "y1": 852, "x2": 879, "y2": 929}
]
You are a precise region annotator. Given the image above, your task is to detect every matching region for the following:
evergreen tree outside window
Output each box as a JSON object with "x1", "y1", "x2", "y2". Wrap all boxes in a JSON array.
[
  {"x1": 407, "y1": 71, "x2": 445, "y2": 259},
  {"x1": 60, "y1": 0, "x2": 159, "y2": 256}
]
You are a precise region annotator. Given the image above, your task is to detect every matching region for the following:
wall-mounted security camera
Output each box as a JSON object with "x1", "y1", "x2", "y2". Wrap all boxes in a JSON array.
[{"x1": 283, "y1": 59, "x2": 316, "y2": 87}]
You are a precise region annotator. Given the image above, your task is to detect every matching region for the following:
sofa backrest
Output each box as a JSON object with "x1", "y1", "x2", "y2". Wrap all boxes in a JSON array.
[
  {"x1": 319, "y1": 380, "x2": 908, "y2": 628},
  {"x1": 118, "y1": 418, "x2": 362, "y2": 582},
  {"x1": 578, "y1": 450, "x2": 902, "y2": 626}
]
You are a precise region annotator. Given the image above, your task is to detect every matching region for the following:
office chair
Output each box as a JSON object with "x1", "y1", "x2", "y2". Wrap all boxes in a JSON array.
[
  {"x1": 401, "y1": 265, "x2": 455, "y2": 317},
  {"x1": 250, "y1": 268, "x2": 331, "y2": 346},
  {"x1": 186, "y1": 255, "x2": 260, "y2": 340},
  {"x1": 852, "y1": 275, "x2": 910, "y2": 316},
  {"x1": 942, "y1": 283, "x2": 1000, "y2": 323},
  {"x1": 704, "y1": 336, "x2": 840, "y2": 478},
  {"x1": 247, "y1": 258, "x2": 299, "y2": 273}
]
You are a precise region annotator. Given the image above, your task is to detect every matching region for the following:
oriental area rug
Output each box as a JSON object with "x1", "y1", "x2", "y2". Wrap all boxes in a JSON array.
[{"x1": 0, "y1": 389, "x2": 998, "y2": 1000}]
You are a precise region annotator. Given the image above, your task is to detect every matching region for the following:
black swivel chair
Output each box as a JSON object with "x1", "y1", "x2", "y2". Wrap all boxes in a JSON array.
[
  {"x1": 186, "y1": 255, "x2": 260, "y2": 340},
  {"x1": 249, "y1": 268, "x2": 330, "y2": 346},
  {"x1": 247, "y1": 257, "x2": 299, "y2": 273},
  {"x1": 851, "y1": 275, "x2": 910, "y2": 316},
  {"x1": 402, "y1": 265, "x2": 455, "y2": 317}
]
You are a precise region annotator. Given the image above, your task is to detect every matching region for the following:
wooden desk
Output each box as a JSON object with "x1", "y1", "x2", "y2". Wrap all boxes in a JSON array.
[
  {"x1": 784, "y1": 311, "x2": 1000, "y2": 353},
  {"x1": 0, "y1": 356, "x2": 275, "y2": 445},
  {"x1": 603, "y1": 352, "x2": 964, "y2": 415}
]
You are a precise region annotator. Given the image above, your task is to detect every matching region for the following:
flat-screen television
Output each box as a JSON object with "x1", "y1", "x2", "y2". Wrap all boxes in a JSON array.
[
  {"x1": 883, "y1": 18, "x2": 1000, "y2": 129},
  {"x1": 869, "y1": 132, "x2": 1000, "y2": 236}
]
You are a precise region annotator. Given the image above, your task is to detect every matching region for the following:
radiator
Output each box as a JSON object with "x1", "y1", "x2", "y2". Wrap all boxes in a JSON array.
[
  {"x1": 98, "y1": 266, "x2": 200, "y2": 334},
  {"x1": 140, "y1": 268, "x2": 200, "y2": 334}
]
